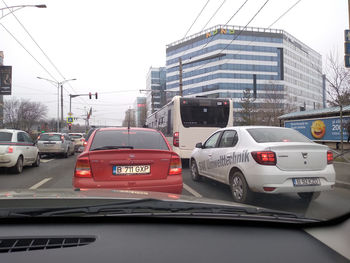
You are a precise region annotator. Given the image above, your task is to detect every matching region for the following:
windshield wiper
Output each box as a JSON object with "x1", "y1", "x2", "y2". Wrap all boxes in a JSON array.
[
  {"x1": 0, "y1": 199, "x2": 319, "y2": 223},
  {"x1": 91, "y1": 146, "x2": 134, "y2": 151}
]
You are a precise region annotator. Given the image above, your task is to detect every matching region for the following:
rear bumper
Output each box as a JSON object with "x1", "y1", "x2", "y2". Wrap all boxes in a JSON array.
[
  {"x1": 73, "y1": 175, "x2": 183, "y2": 194},
  {"x1": 0, "y1": 154, "x2": 17, "y2": 167},
  {"x1": 244, "y1": 164, "x2": 336, "y2": 194}
]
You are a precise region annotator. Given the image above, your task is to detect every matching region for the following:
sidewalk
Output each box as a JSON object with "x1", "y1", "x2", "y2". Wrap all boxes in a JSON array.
[{"x1": 334, "y1": 162, "x2": 350, "y2": 189}]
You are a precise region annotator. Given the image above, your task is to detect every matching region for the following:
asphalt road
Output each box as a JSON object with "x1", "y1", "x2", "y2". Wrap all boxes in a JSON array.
[{"x1": 0, "y1": 154, "x2": 349, "y2": 220}]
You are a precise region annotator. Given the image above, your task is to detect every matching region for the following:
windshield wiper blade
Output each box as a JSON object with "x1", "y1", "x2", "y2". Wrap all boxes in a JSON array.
[
  {"x1": 0, "y1": 199, "x2": 319, "y2": 223},
  {"x1": 91, "y1": 146, "x2": 134, "y2": 151}
]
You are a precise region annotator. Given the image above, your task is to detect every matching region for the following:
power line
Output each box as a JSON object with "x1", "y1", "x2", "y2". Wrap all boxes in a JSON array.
[
  {"x1": 219, "y1": 0, "x2": 270, "y2": 54},
  {"x1": 184, "y1": 0, "x2": 270, "y2": 73},
  {"x1": 201, "y1": 0, "x2": 226, "y2": 31},
  {"x1": 267, "y1": 0, "x2": 302, "y2": 28},
  {"x1": 2, "y1": 0, "x2": 88, "y2": 105},
  {"x1": 178, "y1": 0, "x2": 249, "y2": 59},
  {"x1": 183, "y1": 0, "x2": 210, "y2": 38},
  {"x1": 0, "y1": 23, "x2": 59, "y2": 82}
]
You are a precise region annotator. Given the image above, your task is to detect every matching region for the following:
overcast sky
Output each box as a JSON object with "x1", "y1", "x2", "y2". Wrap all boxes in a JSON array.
[{"x1": 0, "y1": 0, "x2": 348, "y2": 126}]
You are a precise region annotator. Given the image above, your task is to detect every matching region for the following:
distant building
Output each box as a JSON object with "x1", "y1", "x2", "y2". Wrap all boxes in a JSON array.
[
  {"x1": 165, "y1": 25, "x2": 324, "y2": 121},
  {"x1": 133, "y1": 97, "x2": 147, "y2": 127},
  {"x1": 146, "y1": 67, "x2": 167, "y2": 117}
]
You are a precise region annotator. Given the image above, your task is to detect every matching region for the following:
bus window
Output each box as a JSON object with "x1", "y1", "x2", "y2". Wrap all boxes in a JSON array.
[{"x1": 180, "y1": 98, "x2": 229, "y2": 128}]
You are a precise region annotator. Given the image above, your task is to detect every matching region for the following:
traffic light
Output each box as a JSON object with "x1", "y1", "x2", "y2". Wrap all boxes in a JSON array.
[
  {"x1": 95, "y1": 92, "x2": 98, "y2": 99},
  {"x1": 68, "y1": 123, "x2": 72, "y2": 130},
  {"x1": 89, "y1": 92, "x2": 92, "y2": 99}
]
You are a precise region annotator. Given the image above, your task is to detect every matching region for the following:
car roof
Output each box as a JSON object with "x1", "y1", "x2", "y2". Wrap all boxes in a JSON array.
[
  {"x1": 97, "y1": 127, "x2": 159, "y2": 133},
  {"x1": 0, "y1": 129, "x2": 21, "y2": 133},
  {"x1": 219, "y1": 126, "x2": 290, "y2": 131}
]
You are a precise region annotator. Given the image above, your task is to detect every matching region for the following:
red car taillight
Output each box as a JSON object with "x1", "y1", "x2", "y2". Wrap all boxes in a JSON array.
[
  {"x1": 7, "y1": 146, "x2": 13, "y2": 154},
  {"x1": 173, "y1": 132, "x2": 179, "y2": 147},
  {"x1": 74, "y1": 157, "x2": 92, "y2": 178},
  {"x1": 327, "y1": 150, "x2": 333, "y2": 164},
  {"x1": 168, "y1": 154, "x2": 182, "y2": 175},
  {"x1": 251, "y1": 151, "x2": 276, "y2": 165}
]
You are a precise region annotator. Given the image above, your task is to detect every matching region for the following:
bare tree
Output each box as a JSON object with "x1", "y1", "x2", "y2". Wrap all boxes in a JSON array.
[
  {"x1": 258, "y1": 83, "x2": 297, "y2": 126},
  {"x1": 238, "y1": 88, "x2": 257, "y2": 125},
  {"x1": 4, "y1": 97, "x2": 48, "y2": 131},
  {"x1": 324, "y1": 52, "x2": 350, "y2": 153}
]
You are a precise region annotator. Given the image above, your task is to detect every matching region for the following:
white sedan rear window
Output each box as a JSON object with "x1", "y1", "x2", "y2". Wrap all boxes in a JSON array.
[
  {"x1": 0, "y1": 132, "x2": 13, "y2": 142},
  {"x1": 247, "y1": 128, "x2": 311, "y2": 143}
]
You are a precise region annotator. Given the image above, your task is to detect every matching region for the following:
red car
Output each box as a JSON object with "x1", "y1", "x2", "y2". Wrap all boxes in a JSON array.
[{"x1": 73, "y1": 127, "x2": 183, "y2": 194}]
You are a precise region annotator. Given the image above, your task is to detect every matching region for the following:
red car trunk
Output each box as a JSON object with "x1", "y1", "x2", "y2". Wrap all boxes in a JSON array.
[{"x1": 88, "y1": 149, "x2": 172, "y2": 181}]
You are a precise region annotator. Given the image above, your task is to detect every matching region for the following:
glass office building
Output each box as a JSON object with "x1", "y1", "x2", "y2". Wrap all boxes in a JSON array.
[
  {"x1": 146, "y1": 67, "x2": 167, "y2": 117},
  {"x1": 166, "y1": 25, "x2": 324, "y2": 119},
  {"x1": 133, "y1": 97, "x2": 147, "y2": 127}
]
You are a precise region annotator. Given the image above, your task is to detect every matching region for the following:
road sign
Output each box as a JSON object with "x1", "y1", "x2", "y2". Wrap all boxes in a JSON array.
[
  {"x1": 345, "y1": 30, "x2": 350, "y2": 42},
  {"x1": 345, "y1": 30, "x2": 350, "y2": 68},
  {"x1": 345, "y1": 55, "x2": 350, "y2": 68},
  {"x1": 67, "y1": 117, "x2": 74, "y2": 123},
  {"x1": 0, "y1": 66, "x2": 12, "y2": 95}
]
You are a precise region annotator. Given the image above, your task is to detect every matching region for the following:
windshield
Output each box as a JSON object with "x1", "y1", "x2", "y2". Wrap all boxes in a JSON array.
[
  {"x1": 38, "y1": 134, "x2": 61, "y2": 141},
  {"x1": 247, "y1": 128, "x2": 312, "y2": 143},
  {"x1": 0, "y1": 132, "x2": 12, "y2": 142},
  {"x1": 69, "y1": 134, "x2": 83, "y2": 139},
  {"x1": 0, "y1": 0, "x2": 349, "y2": 225},
  {"x1": 90, "y1": 130, "x2": 169, "y2": 150},
  {"x1": 180, "y1": 98, "x2": 230, "y2": 127}
]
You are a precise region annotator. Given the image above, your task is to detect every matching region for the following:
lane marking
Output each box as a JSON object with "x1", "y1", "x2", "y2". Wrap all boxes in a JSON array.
[
  {"x1": 183, "y1": 183, "x2": 202, "y2": 198},
  {"x1": 40, "y1": 159, "x2": 54, "y2": 163},
  {"x1": 29, "y1": 178, "x2": 52, "y2": 190}
]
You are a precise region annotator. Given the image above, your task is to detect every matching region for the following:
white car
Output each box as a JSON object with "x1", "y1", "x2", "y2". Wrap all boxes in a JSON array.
[
  {"x1": 190, "y1": 126, "x2": 336, "y2": 203},
  {"x1": 0, "y1": 129, "x2": 40, "y2": 173}
]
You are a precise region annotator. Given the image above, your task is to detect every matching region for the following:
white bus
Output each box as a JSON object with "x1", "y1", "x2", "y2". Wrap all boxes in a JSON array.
[{"x1": 146, "y1": 96, "x2": 234, "y2": 159}]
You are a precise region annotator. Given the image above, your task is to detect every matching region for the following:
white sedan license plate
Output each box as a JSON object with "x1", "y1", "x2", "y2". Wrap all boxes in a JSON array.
[
  {"x1": 293, "y1": 177, "x2": 321, "y2": 186},
  {"x1": 113, "y1": 165, "x2": 150, "y2": 175}
]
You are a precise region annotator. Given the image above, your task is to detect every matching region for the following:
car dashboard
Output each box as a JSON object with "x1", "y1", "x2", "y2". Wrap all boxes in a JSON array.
[{"x1": 0, "y1": 216, "x2": 349, "y2": 263}]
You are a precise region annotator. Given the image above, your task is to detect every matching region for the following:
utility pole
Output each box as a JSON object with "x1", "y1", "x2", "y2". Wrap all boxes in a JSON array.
[
  {"x1": 60, "y1": 84, "x2": 63, "y2": 126},
  {"x1": 179, "y1": 57, "x2": 183, "y2": 97}
]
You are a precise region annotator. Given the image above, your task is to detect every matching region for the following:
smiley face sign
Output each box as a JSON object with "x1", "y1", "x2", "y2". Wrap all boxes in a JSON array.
[{"x1": 311, "y1": 120, "x2": 326, "y2": 139}]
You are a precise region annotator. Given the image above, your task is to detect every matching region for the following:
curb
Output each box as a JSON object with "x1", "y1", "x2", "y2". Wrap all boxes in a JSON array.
[{"x1": 335, "y1": 180, "x2": 350, "y2": 190}]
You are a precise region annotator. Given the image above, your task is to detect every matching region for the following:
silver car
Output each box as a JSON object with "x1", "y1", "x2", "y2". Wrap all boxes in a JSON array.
[{"x1": 37, "y1": 133, "x2": 75, "y2": 158}]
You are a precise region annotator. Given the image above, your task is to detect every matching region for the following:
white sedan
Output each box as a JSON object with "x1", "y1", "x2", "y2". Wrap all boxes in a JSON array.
[
  {"x1": 0, "y1": 129, "x2": 40, "y2": 173},
  {"x1": 190, "y1": 126, "x2": 335, "y2": 203}
]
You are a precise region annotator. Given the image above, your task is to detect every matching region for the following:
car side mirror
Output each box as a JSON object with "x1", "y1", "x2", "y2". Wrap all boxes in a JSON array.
[{"x1": 195, "y1": 142, "x2": 203, "y2": 148}]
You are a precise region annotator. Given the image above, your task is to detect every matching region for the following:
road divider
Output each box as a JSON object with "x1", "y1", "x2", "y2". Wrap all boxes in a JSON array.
[{"x1": 29, "y1": 178, "x2": 52, "y2": 189}]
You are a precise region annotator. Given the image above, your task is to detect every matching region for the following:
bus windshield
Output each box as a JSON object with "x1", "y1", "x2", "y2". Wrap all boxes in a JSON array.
[{"x1": 180, "y1": 98, "x2": 230, "y2": 128}]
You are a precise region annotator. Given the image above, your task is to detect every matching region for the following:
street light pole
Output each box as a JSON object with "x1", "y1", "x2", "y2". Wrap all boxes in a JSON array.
[{"x1": 37, "y1": 77, "x2": 76, "y2": 132}]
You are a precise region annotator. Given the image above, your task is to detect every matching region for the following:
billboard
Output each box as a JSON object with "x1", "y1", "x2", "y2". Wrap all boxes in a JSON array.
[
  {"x1": 285, "y1": 116, "x2": 350, "y2": 142},
  {"x1": 0, "y1": 66, "x2": 12, "y2": 95}
]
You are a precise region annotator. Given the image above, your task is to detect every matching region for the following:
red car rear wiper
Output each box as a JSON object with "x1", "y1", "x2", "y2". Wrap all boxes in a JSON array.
[{"x1": 90, "y1": 146, "x2": 134, "y2": 151}]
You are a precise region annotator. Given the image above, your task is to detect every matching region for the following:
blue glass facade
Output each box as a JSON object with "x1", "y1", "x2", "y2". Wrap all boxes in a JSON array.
[
  {"x1": 146, "y1": 67, "x2": 167, "y2": 116},
  {"x1": 165, "y1": 25, "x2": 323, "y2": 117}
]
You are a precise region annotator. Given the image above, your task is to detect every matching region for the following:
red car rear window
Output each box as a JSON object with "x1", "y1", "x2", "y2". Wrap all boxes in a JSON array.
[{"x1": 90, "y1": 130, "x2": 169, "y2": 150}]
